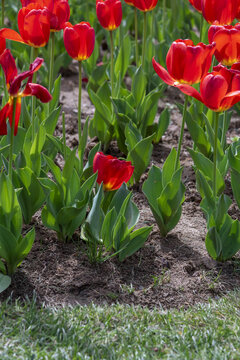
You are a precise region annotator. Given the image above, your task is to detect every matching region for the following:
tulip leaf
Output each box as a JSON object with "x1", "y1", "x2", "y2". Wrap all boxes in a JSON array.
[
  {"x1": 132, "y1": 66, "x2": 147, "y2": 107},
  {"x1": 49, "y1": 75, "x2": 61, "y2": 113},
  {"x1": 154, "y1": 107, "x2": 170, "y2": 144},
  {"x1": 185, "y1": 111, "x2": 211, "y2": 157},
  {"x1": 114, "y1": 35, "x2": 131, "y2": 81},
  {"x1": 30, "y1": 124, "x2": 46, "y2": 176},
  {"x1": 118, "y1": 226, "x2": 153, "y2": 262},
  {"x1": 127, "y1": 133, "x2": 155, "y2": 183},
  {"x1": 42, "y1": 107, "x2": 61, "y2": 136},
  {"x1": 101, "y1": 208, "x2": 117, "y2": 250},
  {"x1": 0, "y1": 274, "x2": 11, "y2": 294}
]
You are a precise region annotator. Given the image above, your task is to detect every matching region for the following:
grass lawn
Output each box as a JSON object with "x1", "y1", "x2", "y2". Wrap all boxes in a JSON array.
[{"x1": 0, "y1": 291, "x2": 240, "y2": 359}]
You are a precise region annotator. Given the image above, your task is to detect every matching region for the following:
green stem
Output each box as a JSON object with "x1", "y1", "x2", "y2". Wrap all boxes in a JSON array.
[
  {"x1": 174, "y1": 95, "x2": 188, "y2": 171},
  {"x1": 110, "y1": 30, "x2": 114, "y2": 98},
  {"x1": 8, "y1": 97, "x2": 17, "y2": 183},
  {"x1": 1, "y1": 0, "x2": 4, "y2": 27},
  {"x1": 162, "y1": 0, "x2": 166, "y2": 38},
  {"x1": 199, "y1": 14, "x2": 203, "y2": 42},
  {"x1": 134, "y1": 7, "x2": 139, "y2": 67},
  {"x1": 142, "y1": 12, "x2": 147, "y2": 69},
  {"x1": 221, "y1": 111, "x2": 227, "y2": 149},
  {"x1": 213, "y1": 112, "x2": 219, "y2": 199},
  {"x1": 31, "y1": 47, "x2": 38, "y2": 140},
  {"x1": 62, "y1": 111, "x2": 66, "y2": 162},
  {"x1": 48, "y1": 32, "x2": 55, "y2": 93},
  {"x1": 78, "y1": 60, "x2": 82, "y2": 141}
]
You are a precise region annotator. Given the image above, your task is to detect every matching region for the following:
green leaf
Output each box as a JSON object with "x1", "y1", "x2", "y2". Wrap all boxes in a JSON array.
[
  {"x1": 132, "y1": 66, "x2": 147, "y2": 107},
  {"x1": 50, "y1": 75, "x2": 61, "y2": 112},
  {"x1": 154, "y1": 108, "x2": 170, "y2": 143},
  {"x1": 89, "y1": 89, "x2": 113, "y2": 128},
  {"x1": 162, "y1": 148, "x2": 178, "y2": 187},
  {"x1": 142, "y1": 165, "x2": 163, "y2": 208},
  {"x1": 114, "y1": 35, "x2": 131, "y2": 81},
  {"x1": 0, "y1": 274, "x2": 11, "y2": 293},
  {"x1": 113, "y1": 215, "x2": 129, "y2": 251},
  {"x1": 119, "y1": 226, "x2": 152, "y2": 262},
  {"x1": 42, "y1": 107, "x2": 61, "y2": 136},
  {"x1": 30, "y1": 124, "x2": 46, "y2": 176},
  {"x1": 127, "y1": 133, "x2": 155, "y2": 183},
  {"x1": 101, "y1": 208, "x2": 117, "y2": 250},
  {"x1": 185, "y1": 111, "x2": 211, "y2": 157}
]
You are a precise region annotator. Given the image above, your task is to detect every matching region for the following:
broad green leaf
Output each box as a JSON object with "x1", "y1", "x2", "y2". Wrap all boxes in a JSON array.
[
  {"x1": 132, "y1": 66, "x2": 147, "y2": 107},
  {"x1": 0, "y1": 274, "x2": 11, "y2": 293},
  {"x1": 119, "y1": 226, "x2": 152, "y2": 262}
]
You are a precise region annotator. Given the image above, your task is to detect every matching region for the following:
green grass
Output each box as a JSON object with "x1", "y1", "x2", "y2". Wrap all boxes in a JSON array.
[{"x1": 0, "y1": 292, "x2": 240, "y2": 359}]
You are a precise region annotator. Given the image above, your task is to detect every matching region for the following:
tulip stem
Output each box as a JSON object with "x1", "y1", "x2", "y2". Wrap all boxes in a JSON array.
[
  {"x1": 8, "y1": 97, "x2": 17, "y2": 183},
  {"x1": 31, "y1": 47, "x2": 38, "y2": 140},
  {"x1": 134, "y1": 7, "x2": 139, "y2": 67},
  {"x1": 162, "y1": 0, "x2": 166, "y2": 38},
  {"x1": 1, "y1": 0, "x2": 4, "y2": 27},
  {"x1": 199, "y1": 14, "x2": 203, "y2": 42},
  {"x1": 62, "y1": 111, "x2": 66, "y2": 161},
  {"x1": 213, "y1": 111, "x2": 219, "y2": 199},
  {"x1": 142, "y1": 12, "x2": 147, "y2": 69},
  {"x1": 221, "y1": 111, "x2": 227, "y2": 149},
  {"x1": 110, "y1": 30, "x2": 114, "y2": 98},
  {"x1": 175, "y1": 95, "x2": 188, "y2": 171},
  {"x1": 78, "y1": 60, "x2": 82, "y2": 142}
]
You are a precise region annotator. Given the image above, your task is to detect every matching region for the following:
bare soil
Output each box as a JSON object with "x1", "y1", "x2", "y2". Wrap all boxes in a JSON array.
[{"x1": 1, "y1": 69, "x2": 240, "y2": 310}]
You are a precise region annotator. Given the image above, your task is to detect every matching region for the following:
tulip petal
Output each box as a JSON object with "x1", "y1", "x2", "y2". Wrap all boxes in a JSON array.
[
  {"x1": 0, "y1": 102, "x2": 10, "y2": 135},
  {"x1": 0, "y1": 28, "x2": 25, "y2": 44},
  {"x1": 8, "y1": 98, "x2": 22, "y2": 136},
  {"x1": 220, "y1": 90, "x2": 240, "y2": 111},
  {"x1": 0, "y1": 49, "x2": 18, "y2": 88},
  {"x1": 0, "y1": 36, "x2": 6, "y2": 55},
  {"x1": 152, "y1": 57, "x2": 175, "y2": 86},
  {"x1": 176, "y1": 83, "x2": 202, "y2": 102},
  {"x1": 22, "y1": 83, "x2": 52, "y2": 103},
  {"x1": 200, "y1": 73, "x2": 228, "y2": 110},
  {"x1": 63, "y1": 26, "x2": 80, "y2": 59}
]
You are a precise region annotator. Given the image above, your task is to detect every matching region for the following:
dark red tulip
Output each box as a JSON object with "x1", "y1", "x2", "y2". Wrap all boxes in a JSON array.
[
  {"x1": 96, "y1": 0, "x2": 122, "y2": 31},
  {"x1": 134, "y1": 0, "x2": 158, "y2": 12},
  {"x1": 170, "y1": 64, "x2": 240, "y2": 112},
  {"x1": 152, "y1": 39, "x2": 215, "y2": 92},
  {"x1": 63, "y1": 22, "x2": 95, "y2": 61},
  {"x1": 208, "y1": 23, "x2": 240, "y2": 66},
  {"x1": 20, "y1": 0, "x2": 70, "y2": 31},
  {"x1": 201, "y1": 0, "x2": 238, "y2": 25},
  {"x1": 93, "y1": 152, "x2": 134, "y2": 191},
  {"x1": 188, "y1": 0, "x2": 202, "y2": 12},
  {"x1": 0, "y1": 49, "x2": 52, "y2": 135},
  {"x1": 0, "y1": 3, "x2": 50, "y2": 47}
]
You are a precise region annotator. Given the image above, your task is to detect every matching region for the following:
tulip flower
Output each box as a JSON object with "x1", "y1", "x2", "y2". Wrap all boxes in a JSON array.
[
  {"x1": 172, "y1": 64, "x2": 240, "y2": 112},
  {"x1": 63, "y1": 22, "x2": 95, "y2": 61},
  {"x1": 96, "y1": 0, "x2": 122, "y2": 31},
  {"x1": 0, "y1": 49, "x2": 52, "y2": 136},
  {"x1": 134, "y1": 0, "x2": 158, "y2": 12},
  {"x1": 93, "y1": 152, "x2": 134, "y2": 191},
  {"x1": 152, "y1": 39, "x2": 216, "y2": 170},
  {"x1": 152, "y1": 40, "x2": 216, "y2": 87},
  {"x1": 20, "y1": 0, "x2": 70, "y2": 32},
  {"x1": 0, "y1": 49, "x2": 51, "y2": 181},
  {"x1": 0, "y1": 3, "x2": 50, "y2": 48},
  {"x1": 201, "y1": 0, "x2": 238, "y2": 25},
  {"x1": 208, "y1": 24, "x2": 240, "y2": 66},
  {"x1": 63, "y1": 22, "x2": 95, "y2": 155},
  {"x1": 188, "y1": 0, "x2": 202, "y2": 12}
]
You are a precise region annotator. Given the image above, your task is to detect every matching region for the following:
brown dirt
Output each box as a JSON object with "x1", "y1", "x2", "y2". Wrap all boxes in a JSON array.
[{"x1": 1, "y1": 71, "x2": 240, "y2": 310}]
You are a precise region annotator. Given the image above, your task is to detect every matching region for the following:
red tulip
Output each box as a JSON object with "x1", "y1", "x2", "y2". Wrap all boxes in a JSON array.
[
  {"x1": 96, "y1": 0, "x2": 122, "y2": 31},
  {"x1": 0, "y1": 49, "x2": 52, "y2": 135},
  {"x1": 63, "y1": 22, "x2": 95, "y2": 61},
  {"x1": 124, "y1": 0, "x2": 135, "y2": 5},
  {"x1": 0, "y1": 3, "x2": 50, "y2": 47},
  {"x1": 170, "y1": 64, "x2": 240, "y2": 112},
  {"x1": 188, "y1": 0, "x2": 202, "y2": 12},
  {"x1": 134, "y1": 0, "x2": 158, "y2": 12},
  {"x1": 0, "y1": 37, "x2": 6, "y2": 55},
  {"x1": 208, "y1": 24, "x2": 240, "y2": 66},
  {"x1": 20, "y1": 0, "x2": 70, "y2": 31},
  {"x1": 152, "y1": 40, "x2": 215, "y2": 92},
  {"x1": 201, "y1": 0, "x2": 238, "y2": 25},
  {"x1": 237, "y1": 1, "x2": 240, "y2": 20},
  {"x1": 93, "y1": 152, "x2": 134, "y2": 191}
]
